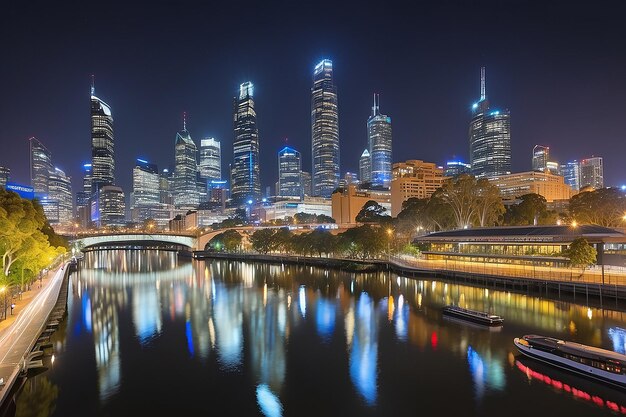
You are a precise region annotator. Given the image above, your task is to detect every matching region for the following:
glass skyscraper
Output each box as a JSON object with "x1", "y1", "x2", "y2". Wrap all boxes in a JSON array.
[
  {"x1": 199, "y1": 137, "x2": 221, "y2": 183},
  {"x1": 232, "y1": 81, "x2": 261, "y2": 205},
  {"x1": 532, "y1": 145, "x2": 549, "y2": 172},
  {"x1": 367, "y1": 94, "x2": 392, "y2": 188},
  {"x1": 47, "y1": 167, "x2": 73, "y2": 224},
  {"x1": 131, "y1": 159, "x2": 160, "y2": 223},
  {"x1": 29, "y1": 137, "x2": 53, "y2": 194},
  {"x1": 359, "y1": 149, "x2": 371, "y2": 185},
  {"x1": 278, "y1": 146, "x2": 302, "y2": 198},
  {"x1": 91, "y1": 83, "x2": 115, "y2": 189},
  {"x1": 469, "y1": 67, "x2": 511, "y2": 179},
  {"x1": 96, "y1": 186, "x2": 126, "y2": 227},
  {"x1": 580, "y1": 157, "x2": 604, "y2": 189},
  {"x1": 560, "y1": 161, "x2": 580, "y2": 191},
  {"x1": 173, "y1": 118, "x2": 200, "y2": 209},
  {"x1": 0, "y1": 166, "x2": 9, "y2": 188},
  {"x1": 311, "y1": 59, "x2": 340, "y2": 197}
]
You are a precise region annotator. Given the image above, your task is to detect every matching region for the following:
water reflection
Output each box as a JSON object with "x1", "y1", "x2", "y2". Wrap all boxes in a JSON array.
[{"x1": 349, "y1": 293, "x2": 378, "y2": 406}]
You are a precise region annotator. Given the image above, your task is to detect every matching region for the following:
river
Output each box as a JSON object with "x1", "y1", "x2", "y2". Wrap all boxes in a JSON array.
[{"x1": 12, "y1": 249, "x2": 626, "y2": 416}]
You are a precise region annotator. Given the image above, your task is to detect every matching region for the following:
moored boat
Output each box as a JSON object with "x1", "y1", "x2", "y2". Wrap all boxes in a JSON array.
[
  {"x1": 514, "y1": 335, "x2": 626, "y2": 388},
  {"x1": 441, "y1": 305, "x2": 503, "y2": 326}
]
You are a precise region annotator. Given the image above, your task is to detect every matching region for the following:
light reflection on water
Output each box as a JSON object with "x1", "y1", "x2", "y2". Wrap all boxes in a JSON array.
[{"x1": 14, "y1": 250, "x2": 626, "y2": 417}]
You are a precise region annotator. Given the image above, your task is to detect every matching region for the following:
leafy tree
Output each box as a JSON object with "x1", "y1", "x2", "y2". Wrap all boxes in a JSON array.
[
  {"x1": 250, "y1": 229, "x2": 277, "y2": 254},
  {"x1": 474, "y1": 178, "x2": 505, "y2": 227},
  {"x1": 425, "y1": 191, "x2": 456, "y2": 231},
  {"x1": 338, "y1": 225, "x2": 387, "y2": 259},
  {"x1": 569, "y1": 188, "x2": 626, "y2": 227},
  {"x1": 356, "y1": 200, "x2": 390, "y2": 224},
  {"x1": 315, "y1": 214, "x2": 336, "y2": 224},
  {"x1": 273, "y1": 228, "x2": 293, "y2": 253},
  {"x1": 396, "y1": 198, "x2": 430, "y2": 237},
  {"x1": 505, "y1": 193, "x2": 549, "y2": 225},
  {"x1": 563, "y1": 238, "x2": 597, "y2": 274},
  {"x1": 208, "y1": 229, "x2": 242, "y2": 252}
]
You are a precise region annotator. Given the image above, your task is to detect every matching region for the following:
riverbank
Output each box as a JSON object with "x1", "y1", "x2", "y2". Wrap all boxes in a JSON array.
[{"x1": 193, "y1": 251, "x2": 626, "y2": 303}]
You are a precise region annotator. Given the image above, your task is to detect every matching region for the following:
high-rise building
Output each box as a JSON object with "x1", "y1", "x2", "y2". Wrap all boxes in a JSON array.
[
  {"x1": 131, "y1": 159, "x2": 160, "y2": 223},
  {"x1": 301, "y1": 171, "x2": 312, "y2": 197},
  {"x1": 96, "y1": 185, "x2": 126, "y2": 227},
  {"x1": 367, "y1": 94, "x2": 392, "y2": 188},
  {"x1": 532, "y1": 145, "x2": 549, "y2": 172},
  {"x1": 390, "y1": 160, "x2": 444, "y2": 216},
  {"x1": 90, "y1": 81, "x2": 115, "y2": 190},
  {"x1": 159, "y1": 168, "x2": 174, "y2": 205},
  {"x1": 278, "y1": 146, "x2": 302, "y2": 198},
  {"x1": 580, "y1": 157, "x2": 604, "y2": 189},
  {"x1": 199, "y1": 137, "x2": 221, "y2": 182},
  {"x1": 546, "y1": 161, "x2": 560, "y2": 175},
  {"x1": 444, "y1": 160, "x2": 471, "y2": 178},
  {"x1": 232, "y1": 82, "x2": 261, "y2": 204},
  {"x1": 29, "y1": 137, "x2": 53, "y2": 194},
  {"x1": 469, "y1": 67, "x2": 511, "y2": 179},
  {"x1": 359, "y1": 149, "x2": 371, "y2": 185},
  {"x1": 489, "y1": 171, "x2": 574, "y2": 202},
  {"x1": 560, "y1": 161, "x2": 580, "y2": 192},
  {"x1": 173, "y1": 116, "x2": 200, "y2": 209},
  {"x1": 311, "y1": 59, "x2": 340, "y2": 197},
  {"x1": 0, "y1": 166, "x2": 10, "y2": 188},
  {"x1": 47, "y1": 167, "x2": 73, "y2": 224},
  {"x1": 76, "y1": 163, "x2": 93, "y2": 228}
]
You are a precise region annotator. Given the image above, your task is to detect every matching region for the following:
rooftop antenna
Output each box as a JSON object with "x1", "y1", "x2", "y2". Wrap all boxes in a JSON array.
[
  {"x1": 480, "y1": 66, "x2": 486, "y2": 101},
  {"x1": 183, "y1": 112, "x2": 187, "y2": 131},
  {"x1": 91, "y1": 74, "x2": 95, "y2": 96},
  {"x1": 372, "y1": 93, "x2": 379, "y2": 116}
]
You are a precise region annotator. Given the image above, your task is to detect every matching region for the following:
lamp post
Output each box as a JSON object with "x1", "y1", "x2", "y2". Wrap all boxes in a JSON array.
[{"x1": 386, "y1": 228, "x2": 393, "y2": 261}]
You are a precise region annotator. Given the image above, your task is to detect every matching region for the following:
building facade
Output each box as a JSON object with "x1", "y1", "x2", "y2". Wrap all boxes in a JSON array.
[
  {"x1": 232, "y1": 82, "x2": 261, "y2": 204},
  {"x1": 580, "y1": 157, "x2": 604, "y2": 189},
  {"x1": 131, "y1": 159, "x2": 161, "y2": 223},
  {"x1": 47, "y1": 167, "x2": 73, "y2": 224},
  {"x1": 29, "y1": 137, "x2": 53, "y2": 194},
  {"x1": 367, "y1": 94, "x2": 392, "y2": 188},
  {"x1": 0, "y1": 166, "x2": 9, "y2": 188},
  {"x1": 489, "y1": 171, "x2": 574, "y2": 202},
  {"x1": 359, "y1": 149, "x2": 371, "y2": 185},
  {"x1": 443, "y1": 160, "x2": 471, "y2": 178},
  {"x1": 560, "y1": 161, "x2": 580, "y2": 192},
  {"x1": 311, "y1": 59, "x2": 340, "y2": 197},
  {"x1": 532, "y1": 145, "x2": 549, "y2": 172},
  {"x1": 173, "y1": 119, "x2": 200, "y2": 209},
  {"x1": 331, "y1": 185, "x2": 391, "y2": 225},
  {"x1": 91, "y1": 84, "x2": 115, "y2": 190},
  {"x1": 278, "y1": 146, "x2": 302, "y2": 198},
  {"x1": 390, "y1": 160, "x2": 444, "y2": 217},
  {"x1": 95, "y1": 185, "x2": 125, "y2": 227},
  {"x1": 469, "y1": 67, "x2": 511, "y2": 179},
  {"x1": 300, "y1": 171, "x2": 312, "y2": 198},
  {"x1": 199, "y1": 137, "x2": 221, "y2": 183}
]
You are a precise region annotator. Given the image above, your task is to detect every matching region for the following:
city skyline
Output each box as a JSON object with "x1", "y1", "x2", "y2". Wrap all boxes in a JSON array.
[{"x1": 2, "y1": 1, "x2": 626, "y2": 196}]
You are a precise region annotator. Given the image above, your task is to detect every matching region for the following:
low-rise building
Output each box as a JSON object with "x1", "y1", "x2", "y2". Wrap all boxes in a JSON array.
[
  {"x1": 489, "y1": 171, "x2": 574, "y2": 202},
  {"x1": 391, "y1": 160, "x2": 443, "y2": 217},
  {"x1": 332, "y1": 185, "x2": 391, "y2": 225},
  {"x1": 253, "y1": 197, "x2": 332, "y2": 222}
]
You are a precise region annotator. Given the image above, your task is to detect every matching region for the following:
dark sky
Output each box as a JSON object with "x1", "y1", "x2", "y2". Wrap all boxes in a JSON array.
[{"x1": 2, "y1": 0, "x2": 626, "y2": 196}]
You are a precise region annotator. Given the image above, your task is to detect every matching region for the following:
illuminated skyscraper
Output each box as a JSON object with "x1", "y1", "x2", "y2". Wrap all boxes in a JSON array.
[
  {"x1": 174, "y1": 116, "x2": 200, "y2": 209},
  {"x1": 560, "y1": 161, "x2": 580, "y2": 191},
  {"x1": 232, "y1": 82, "x2": 261, "y2": 204},
  {"x1": 0, "y1": 166, "x2": 9, "y2": 188},
  {"x1": 311, "y1": 59, "x2": 340, "y2": 197},
  {"x1": 278, "y1": 146, "x2": 302, "y2": 198},
  {"x1": 90, "y1": 80, "x2": 115, "y2": 189},
  {"x1": 76, "y1": 163, "x2": 92, "y2": 227},
  {"x1": 444, "y1": 160, "x2": 471, "y2": 177},
  {"x1": 580, "y1": 157, "x2": 604, "y2": 189},
  {"x1": 97, "y1": 185, "x2": 126, "y2": 227},
  {"x1": 532, "y1": 145, "x2": 550, "y2": 172},
  {"x1": 367, "y1": 94, "x2": 392, "y2": 188},
  {"x1": 469, "y1": 67, "x2": 511, "y2": 179},
  {"x1": 300, "y1": 171, "x2": 312, "y2": 197},
  {"x1": 131, "y1": 159, "x2": 160, "y2": 223},
  {"x1": 359, "y1": 149, "x2": 371, "y2": 185},
  {"x1": 29, "y1": 137, "x2": 53, "y2": 194},
  {"x1": 199, "y1": 137, "x2": 221, "y2": 182},
  {"x1": 47, "y1": 167, "x2": 73, "y2": 224}
]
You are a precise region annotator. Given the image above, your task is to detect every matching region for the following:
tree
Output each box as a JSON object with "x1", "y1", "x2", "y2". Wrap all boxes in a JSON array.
[
  {"x1": 426, "y1": 190, "x2": 457, "y2": 231},
  {"x1": 338, "y1": 225, "x2": 387, "y2": 260},
  {"x1": 396, "y1": 198, "x2": 429, "y2": 235},
  {"x1": 569, "y1": 188, "x2": 626, "y2": 227},
  {"x1": 273, "y1": 228, "x2": 293, "y2": 253},
  {"x1": 250, "y1": 229, "x2": 277, "y2": 254},
  {"x1": 474, "y1": 178, "x2": 505, "y2": 227},
  {"x1": 356, "y1": 200, "x2": 390, "y2": 224},
  {"x1": 563, "y1": 238, "x2": 597, "y2": 274},
  {"x1": 208, "y1": 230, "x2": 242, "y2": 252},
  {"x1": 505, "y1": 193, "x2": 554, "y2": 225}
]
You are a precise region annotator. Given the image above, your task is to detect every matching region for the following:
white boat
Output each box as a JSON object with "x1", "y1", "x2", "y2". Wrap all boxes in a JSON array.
[{"x1": 514, "y1": 335, "x2": 626, "y2": 388}]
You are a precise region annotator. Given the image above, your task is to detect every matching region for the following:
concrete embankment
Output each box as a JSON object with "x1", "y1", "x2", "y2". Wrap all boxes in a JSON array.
[{"x1": 194, "y1": 251, "x2": 626, "y2": 304}]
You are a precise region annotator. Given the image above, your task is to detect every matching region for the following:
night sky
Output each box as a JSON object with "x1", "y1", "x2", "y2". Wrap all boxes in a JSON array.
[{"x1": 2, "y1": 0, "x2": 626, "y2": 196}]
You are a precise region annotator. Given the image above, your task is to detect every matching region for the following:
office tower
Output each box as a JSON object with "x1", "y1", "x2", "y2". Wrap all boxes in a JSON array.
[
  {"x1": 131, "y1": 159, "x2": 160, "y2": 223},
  {"x1": 469, "y1": 67, "x2": 511, "y2": 179},
  {"x1": 311, "y1": 59, "x2": 340, "y2": 197},
  {"x1": 391, "y1": 160, "x2": 444, "y2": 216},
  {"x1": 532, "y1": 145, "x2": 549, "y2": 172},
  {"x1": 359, "y1": 149, "x2": 371, "y2": 185},
  {"x1": 444, "y1": 160, "x2": 471, "y2": 177},
  {"x1": 29, "y1": 137, "x2": 53, "y2": 194},
  {"x1": 47, "y1": 167, "x2": 73, "y2": 224},
  {"x1": 90, "y1": 80, "x2": 115, "y2": 189},
  {"x1": 173, "y1": 115, "x2": 200, "y2": 209},
  {"x1": 232, "y1": 82, "x2": 261, "y2": 204},
  {"x1": 301, "y1": 171, "x2": 312, "y2": 197},
  {"x1": 560, "y1": 161, "x2": 580, "y2": 192},
  {"x1": 159, "y1": 169, "x2": 174, "y2": 205},
  {"x1": 367, "y1": 94, "x2": 392, "y2": 188},
  {"x1": 0, "y1": 166, "x2": 9, "y2": 188},
  {"x1": 97, "y1": 185, "x2": 126, "y2": 227},
  {"x1": 278, "y1": 146, "x2": 302, "y2": 198},
  {"x1": 580, "y1": 157, "x2": 604, "y2": 189},
  {"x1": 76, "y1": 163, "x2": 93, "y2": 227},
  {"x1": 199, "y1": 137, "x2": 221, "y2": 182},
  {"x1": 546, "y1": 161, "x2": 559, "y2": 175}
]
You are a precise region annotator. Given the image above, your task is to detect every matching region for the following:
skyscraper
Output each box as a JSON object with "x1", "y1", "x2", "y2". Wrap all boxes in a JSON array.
[
  {"x1": 0, "y1": 166, "x2": 9, "y2": 188},
  {"x1": 131, "y1": 159, "x2": 160, "y2": 223},
  {"x1": 90, "y1": 80, "x2": 115, "y2": 190},
  {"x1": 97, "y1": 186, "x2": 126, "y2": 227},
  {"x1": 76, "y1": 163, "x2": 92, "y2": 227},
  {"x1": 532, "y1": 145, "x2": 549, "y2": 172},
  {"x1": 300, "y1": 171, "x2": 312, "y2": 197},
  {"x1": 29, "y1": 137, "x2": 53, "y2": 194},
  {"x1": 469, "y1": 67, "x2": 511, "y2": 179},
  {"x1": 232, "y1": 82, "x2": 261, "y2": 204},
  {"x1": 47, "y1": 167, "x2": 73, "y2": 224},
  {"x1": 173, "y1": 116, "x2": 200, "y2": 209},
  {"x1": 560, "y1": 161, "x2": 580, "y2": 192},
  {"x1": 199, "y1": 137, "x2": 221, "y2": 182},
  {"x1": 278, "y1": 146, "x2": 302, "y2": 198},
  {"x1": 580, "y1": 157, "x2": 604, "y2": 189},
  {"x1": 311, "y1": 59, "x2": 340, "y2": 197},
  {"x1": 359, "y1": 149, "x2": 371, "y2": 185},
  {"x1": 444, "y1": 160, "x2": 471, "y2": 177},
  {"x1": 367, "y1": 94, "x2": 392, "y2": 188}
]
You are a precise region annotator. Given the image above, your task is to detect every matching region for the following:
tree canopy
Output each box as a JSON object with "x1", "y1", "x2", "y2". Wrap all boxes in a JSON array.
[
  {"x1": 569, "y1": 188, "x2": 626, "y2": 227},
  {"x1": 356, "y1": 200, "x2": 390, "y2": 224},
  {"x1": 563, "y1": 238, "x2": 597, "y2": 273}
]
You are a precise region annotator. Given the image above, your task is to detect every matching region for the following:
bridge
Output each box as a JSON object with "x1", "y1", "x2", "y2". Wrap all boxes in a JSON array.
[{"x1": 75, "y1": 233, "x2": 197, "y2": 251}]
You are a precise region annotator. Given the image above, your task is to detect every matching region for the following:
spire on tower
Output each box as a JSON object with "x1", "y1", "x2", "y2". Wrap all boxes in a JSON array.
[
  {"x1": 372, "y1": 93, "x2": 380, "y2": 116},
  {"x1": 480, "y1": 66, "x2": 486, "y2": 101},
  {"x1": 183, "y1": 112, "x2": 187, "y2": 131},
  {"x1": 91, "y1": 75, "x2": 95, "y2": 96}
]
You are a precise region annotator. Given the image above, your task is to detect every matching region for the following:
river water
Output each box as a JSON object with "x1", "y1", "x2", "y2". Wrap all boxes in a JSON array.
[{"x1": 12, "y1": 250, "x2": 626, "y2": 417}]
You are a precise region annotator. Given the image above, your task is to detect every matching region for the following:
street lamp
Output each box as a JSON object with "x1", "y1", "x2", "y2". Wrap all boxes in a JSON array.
[
  {"x1": 571, "y1": 220, "x2": 578, "y2": 228},
  {"x1": 386, "y1": 228, "x2": 393, "y2": 261}
]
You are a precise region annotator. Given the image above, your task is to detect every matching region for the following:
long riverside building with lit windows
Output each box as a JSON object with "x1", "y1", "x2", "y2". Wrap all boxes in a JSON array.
[
  {"x1": 489, "y1": 171, "x2": 574, "y2": 203},
  {"x1": 469, "y1": 67, "x2": 511, "y2": 179},
  {"x1": 232, "y1": 81, "x2": 261, "y2": 205},
  {"x1": 390, "y1": 160, "x2": 443, "y2": 217},
  {"x1": 414, "y1": 225, "x2": 626, "y2": 268},
  {"x1": 311, "y1": 59, "x2": 340, "y2": 197}
]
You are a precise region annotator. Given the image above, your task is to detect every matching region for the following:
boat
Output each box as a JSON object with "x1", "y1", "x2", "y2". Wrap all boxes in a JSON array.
[
  {"x1": 514, "y1": 335, "x2": 626, "y2": 388},
  {"x1": 441, "y1": 305, "x2": 503, "y2": 326}
]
